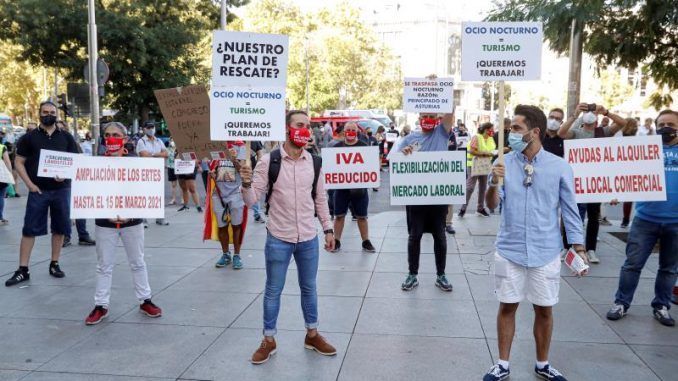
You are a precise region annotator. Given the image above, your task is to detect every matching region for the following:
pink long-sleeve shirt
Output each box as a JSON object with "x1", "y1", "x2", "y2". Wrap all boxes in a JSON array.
[{"x1": 241, "y1": 145, "x2": 332, "y2": 244}]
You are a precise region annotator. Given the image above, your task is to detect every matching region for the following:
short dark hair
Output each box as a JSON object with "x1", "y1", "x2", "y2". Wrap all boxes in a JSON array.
[
  {"x1": 514, "y1": 104, "x2": 547, "y2": 140},
  {"x1": 39, "y1": 101, "x2": 58, "y2": 112},
  {"x1": 478, "y1": 122, "x2": 493, "y2": 133},
  {"x1": 655, "y1": 109, "x2": 677, "y2": 126},
  {"x1": 286, "y1": 110, "x2": 308, "y2": 126},
  {"x1": 549, "y1": 108, "x2": 564, "y2": 116}
]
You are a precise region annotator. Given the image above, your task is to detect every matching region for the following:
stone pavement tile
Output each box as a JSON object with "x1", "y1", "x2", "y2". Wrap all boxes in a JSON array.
[
  {"x1": 78, "y1": 264, "x2": 197, "y2": 293},
  {"x1": 458, "y1": 253, "x2": 493, "y2": 274},
  {"x1": 181, "y1": 328, "x2": 350, "y2": 381},
  {"x1": 232, "y1": 294, "x2": 362, "y2": 333},
  {"x1": 0, "y1": 318, "x2": 102, "y2": 371},
  {"x1": 456, "y1": 236, "x2": 496, "y2": 254},
  {"x1": 0, "y1": 370, "x2": 29, "y2": 381},
  {"x1": 475, "y1": 301, "x2": 623, "y2": 344},
  {"x1": 9, "y1": 262, "x2": 98, "y2": 287},
  {"x1": 366, "y1": 272, "x2": 472, "y2": 300},
  {"x1": 22, "y1": 372, "x2": 174, "y2": 381},
  {"x1": 590, "y1": 304, "x2": 678, "y2": 346},
  {"x1": 339, "y1": 334, "x2": 492, "y2": 381},
  {"x1": 41, "y1": 323, "x2": 223, "y2": 379},
  {"x1": 168, "y1": 267, "x2": 265, "y2": 293},
  {"x1": 0, "y1": 285, "x2": 70, "y2": 318},
  {"x1": 332, "y1": 236, "x2": 385, "y2": 253},
  {"x1": 564, "y1": 276, "x2": 655, "y2": 306},
  {"x1": 116, "y1": 289, "x2": 258, "y2": 328},
  {"x1": 283, "y1": 270, "x2": 372, "y2": 297},
  {"x1": 8, "y1": 286, "x2": 139, "y2": 322},
  {"x1": 467, "y1": 274, "x2": 584, "y2": 303},
  {"x1": 57, "y1": 246, "x2": 116, "y2": 265},
  {"x1": 199, "y1": 249, "x2": 267, "y2": 270},
  {"x1": 355, "y1": 297, "x2": 484, "y2": 338},
  {"x1": 486, "y1": 339, "x2": 660, "y2": 381},
  {"x1": 291, "y1": 251, "x2": 377, "y2": 272},
  {"x1": 630, "y1": 344, "x2": 678, "y2": 381},
  {"x1": 138, "y1": 247, "x2": 214, "y2": 268},
  {"x1": 374, "y1": 253, "x2": 463, "y2": 274},
  {"x1": 0, "y1": 260, "x2": 23, "y2": 278},
  {"x1": 561, "y1": 253, "x2": 658, "y2": 279}
]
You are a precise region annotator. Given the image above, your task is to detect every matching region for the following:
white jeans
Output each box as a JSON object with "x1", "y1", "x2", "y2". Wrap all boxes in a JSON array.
[{"x1": 94, "y1": 224, "x2": 151, "y2": 307}]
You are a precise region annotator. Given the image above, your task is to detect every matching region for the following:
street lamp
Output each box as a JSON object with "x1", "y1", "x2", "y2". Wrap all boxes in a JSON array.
[{"x1": 87, "y1": 0, "x2": 100, "y2": 155}]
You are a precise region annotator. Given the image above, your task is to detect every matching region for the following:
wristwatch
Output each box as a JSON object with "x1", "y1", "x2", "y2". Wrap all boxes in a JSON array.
[{"x1": 324, "y1": 229, "x2": 334, "y2": 235}]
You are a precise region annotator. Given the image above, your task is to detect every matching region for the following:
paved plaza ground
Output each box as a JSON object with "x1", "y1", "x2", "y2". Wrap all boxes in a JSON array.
[{"x1": 0, "y1": 180, "x2": 676, "y2": 381}]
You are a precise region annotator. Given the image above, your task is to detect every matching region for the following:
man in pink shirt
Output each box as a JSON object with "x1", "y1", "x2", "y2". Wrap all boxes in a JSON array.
[{"x1": 240, "y1": 110, "x2": 337, "y2": 365}]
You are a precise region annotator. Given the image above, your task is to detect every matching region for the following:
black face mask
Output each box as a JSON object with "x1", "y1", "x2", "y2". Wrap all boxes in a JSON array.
[
  {"x1": 40, "y1": 115, "x2": 57, "y2": 126},
  {"x1": 658, "y1": 127, "x2": 677, "y2": 144},
  {"x1": 367, "y1": 132, "x2": 373, "y2": 136}
]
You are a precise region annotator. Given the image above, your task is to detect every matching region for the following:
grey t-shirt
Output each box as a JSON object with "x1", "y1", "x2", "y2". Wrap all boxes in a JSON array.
[
  {"x1": 215, "y1": 145, "x2": 247, "y2": 199},
  {"x1": 569, "y1": 117, "x2": 612, "y2": 139}
]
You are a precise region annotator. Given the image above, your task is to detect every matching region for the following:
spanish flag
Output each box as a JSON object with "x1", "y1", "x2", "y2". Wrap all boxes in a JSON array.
[{"x1": 202, "y1": 170, "x2": 248, "y2": 244}]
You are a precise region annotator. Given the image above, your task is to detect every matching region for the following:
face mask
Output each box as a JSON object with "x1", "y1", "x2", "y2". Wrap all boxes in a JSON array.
[
  {"x1": 508, "y1": 132, "x2": 532, "y2": 152},
  {"x1": 658, "y1": 127, "x2": 677, "y2": 144},
  {"x1": 367, "y1": 131, "x2": 373, "y2": 136},
  {"x1": 104, "y1": 137, "x2": 125, "y2": 155},
  {"x1": 487, "y1": 129, "x2": 495, "y2": 137},
  {"x1": 289, "y1": 126, "x2": 311, "y2": 148},
  {"x1": 547, "y1": 118, "x2": 561, "y2": 131},
  {"x1": 582, "y1": 112, "x2": 597, "y2": 125},
  {"x1": 144, "y1": 128, "x2": 155, "y2": 137},
  {"x1": 345, "y1": 130, "x2": 358, "y2": 142},
  {"x1": 419, "y1": 117, "x2": 437, "y2": 132},
  {"x1": 40, "y1": 115, "x2": 57, "y2": 126}
]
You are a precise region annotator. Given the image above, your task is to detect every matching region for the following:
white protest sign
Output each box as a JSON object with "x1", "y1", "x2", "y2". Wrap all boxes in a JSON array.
[
  {"x1": 70, "y1": 156, "x2": 165, "y2": 219},
  {"x1": 402, "y1": 77, "x2": 454, "y2": 113},
  {"x1": 37, "y1": 149, "x2": 78, "y2": 179},
  {"x1": 174, "y1": 159, "x2": 196, "y2": 175},
  {"x1": 564, "y1": 136, "x2": 666, "y2": 203},
  {"x1": 210, "y1": 86, "x2": 286, "y2": 141},
  {"x1": 457, "y1": 135, "x2": 469, "y2": 149},
  {"x1": 0, "y1": 161, "x2": 14, "y2": 184},
  {"x1": 389, "y1": 151, "x2": 467, "y2": 205},
  {"x1": 385, "y1": 132, "x2": 398, "y2": 143},
  {"x1": 461, "y1": 22, "x2": 543, "y2": 81},
  {"x1": 322, "y1": 146, "x2": 380, "y2": 190}
]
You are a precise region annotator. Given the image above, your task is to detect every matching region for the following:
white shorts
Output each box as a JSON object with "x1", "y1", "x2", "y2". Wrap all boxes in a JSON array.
[{"x1": 493, "y1": 252, "x2": 561, "y2": 307}]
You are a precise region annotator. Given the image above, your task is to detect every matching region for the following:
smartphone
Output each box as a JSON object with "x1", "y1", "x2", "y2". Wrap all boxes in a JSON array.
[{"x1": 587, "y1": 103, "x2": 597, "y2": 112}]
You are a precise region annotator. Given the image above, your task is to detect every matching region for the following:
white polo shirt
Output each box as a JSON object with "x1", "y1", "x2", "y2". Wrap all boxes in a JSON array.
[{"x1": 136, "y1": 135, "x2": 166, "y2": 156}]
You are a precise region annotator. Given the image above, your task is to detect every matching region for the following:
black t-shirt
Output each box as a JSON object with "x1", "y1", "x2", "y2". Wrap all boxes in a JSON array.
[
  {"x1": 332, "y1": 140, "x2": 368, "y2": 148},
  {"x1": 448, "y1": 133, "x2": 458, "y2": 151},
  {"x1": 250, "y1": 140, "x2": 263, "y2": 169},
  {"x1": 16, "y1": 126, "x2": 79, "y2": 190},
  {"x1": 543, "y1": 134, "x2": 565, "y2": 158}
]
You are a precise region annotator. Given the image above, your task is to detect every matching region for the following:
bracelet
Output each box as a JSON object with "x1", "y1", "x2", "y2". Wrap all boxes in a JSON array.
[
  {"x1": 242, "y1": 182, "x2": 252, "y2": 189},
  {"x1": 323, "y1": 229, "x2": 334, "y2": 235}
]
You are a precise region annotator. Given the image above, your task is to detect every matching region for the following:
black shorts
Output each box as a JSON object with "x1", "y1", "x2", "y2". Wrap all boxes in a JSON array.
[
  {"x1": 405, "y1": 205, "x2": 447, "y2": 235},
  {"x1": 177, "y1": 168, "x2": 198, "y2": 180},
  {"x1": 167, "y1": 168, "x2": 177, "y2": 182}
]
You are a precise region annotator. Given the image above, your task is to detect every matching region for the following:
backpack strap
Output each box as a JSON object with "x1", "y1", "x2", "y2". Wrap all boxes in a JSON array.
[
  {"x1": 311, "y1": 154, "x2": 322, "y2": 202},
  {"x1": 265, "y1": 149, "x2": 282, "y2": 215}
]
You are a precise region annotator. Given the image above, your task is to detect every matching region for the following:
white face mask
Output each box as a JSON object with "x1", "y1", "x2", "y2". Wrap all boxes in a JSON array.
[
  {"x1": 582, "y1": 112, "x2": 597, "y2": 125},
  {"x1": 547, "y1": 118, "x2": 561, "y2": 131}
]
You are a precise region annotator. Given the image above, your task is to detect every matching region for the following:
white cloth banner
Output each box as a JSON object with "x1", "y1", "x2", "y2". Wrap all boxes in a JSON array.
[
  {"x1": 389, "y1": 151, "x2": 467, "y2": 205},
  {"x1": 461, "y1": 21, "x2": 543, "y2": 81},
  {"x1": 37, "y1": 149, "x2": 78, "y2": 179},
  {"x1": 70, "y1": 156, "x2": 165, "y2": 219},
  {"x1": 402, "y1": 77, "x2": 454, "y2": 113},
  {"x1": 564, "y1": 136, "x2": 666, "y2": 203},
  {"x1": 174, "y1": 159, "x2": 196, "y2": 175},
  {"x1": 322, "y1": 146, "x2": 380, "y2": 190}
]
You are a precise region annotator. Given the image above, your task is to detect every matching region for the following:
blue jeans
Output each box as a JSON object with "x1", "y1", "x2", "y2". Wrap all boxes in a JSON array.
[
  {"x1": 252, "y1": 201, "x2": 261, "y2": 218},
  {"x1": 0, "y1": 186, "x2": 6, "y2": 219},
  {"x1": 615, "y1": 217, "x2": 678, "y2": 310},
  {"x1": 263, "y1": 233, "x2": 319, "y2": 336},
  {"x1": 67, "y1": 219, "x2": 91, "y2": 240}
]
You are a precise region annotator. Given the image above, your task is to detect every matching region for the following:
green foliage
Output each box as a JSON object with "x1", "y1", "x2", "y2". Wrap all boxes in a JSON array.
[
  {"x1": 598, "y1": 69, "x2": 634, "y2": 109},
  {"x1": 481, "y1": 82, "x2": 511, "y2": 111},
  {"x1": 0, "y1": 41, "x2": 43, "y2": 123},
  {"x1": 487, "y1": 0, "x2": 677, "y2": 108}
]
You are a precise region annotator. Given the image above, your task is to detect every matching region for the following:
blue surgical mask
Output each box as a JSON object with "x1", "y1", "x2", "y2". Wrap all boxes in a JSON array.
[
  {"x1": 508, "y1": 132, "x2": 530, "y2": 152},
  {"x1": 144, "y1": 128, "x2": 155, "y2": 137}
]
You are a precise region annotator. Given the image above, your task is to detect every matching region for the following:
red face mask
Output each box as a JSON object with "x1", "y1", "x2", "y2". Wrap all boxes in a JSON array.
[
  {"x1": 419, "y1": 117, "x2": 437, "y2": 132},
  {"x1": 104, "y1": 137, "x2": 124, "y2": 155},
  {"x1": 289, "y1": 127, "x2": 311, "y2": 148},
  {"x1": 345, "y1": 130, "x2": 358, "y2": 142},
  {"x1": 487, "y1": 129, "x2": 495, "y2": 137}
]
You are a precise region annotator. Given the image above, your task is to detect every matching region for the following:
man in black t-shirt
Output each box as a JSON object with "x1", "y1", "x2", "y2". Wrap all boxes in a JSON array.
[
  {"x1": 542, "y1": 108, "x2": 565, "y2": 158},
  {"x1": 6, "y1": 102, "x2": 80, "y2": 287}
]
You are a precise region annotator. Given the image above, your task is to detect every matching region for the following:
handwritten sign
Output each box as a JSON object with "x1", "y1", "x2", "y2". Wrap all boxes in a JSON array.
[
  {"x1": 154, "y1": 85, "x2": 223, "y2": 160},
  {"x1": 389, "y1": 151, "x2": 467, "y2": 205},
  {"x1": 70, "y1": 156, "x2": 165, "y2": 219},
  {"x1": 564, "y1": 136, "x2": 666, "y2": 203},
  {"x1": 321, "y1": 146, "x2": 380, "y2": 190},
  {"x1": 37, "y1": 149, "x2": 78, "y2": 179},
  {"x1": 403, "y1": 77, "x2": 454, "y2": 113}
]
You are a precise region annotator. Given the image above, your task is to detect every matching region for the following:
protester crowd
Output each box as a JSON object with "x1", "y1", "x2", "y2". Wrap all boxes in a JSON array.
[{"x1": 0, "y1": 98, "x2": 676, "y2": 381}]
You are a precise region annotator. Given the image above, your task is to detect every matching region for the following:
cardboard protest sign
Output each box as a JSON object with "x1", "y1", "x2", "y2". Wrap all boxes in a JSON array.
[
  {"x1": 37, "y1": 149, "x2": 78, "y2": 179},
  {"x1": 174, "y1": 159, "x2": 196, "y2": 175},
  {"x1": 70, "y1": 156, "x2": 165, "y2": 219},
  {"x1": 154, "y1": 85, "x2": 223, "y2": 160},
  {"x1": 210, "y1": 31, "x2": 289, "y2": 142},
  {"x1": 0, "y1": 160, "x2": 14, "y2": 184},
  {"x1": 461, "y1": 22, "x2": 543, "y2": 81},
  {"x1": 321, "y1": 146, "x2": 380, "y2": 190},
  {"x1": 389, "y1": 151, "x2": 467, "y2": 205},
  {"x1": 564, "y1": 136, "x2": 666, "y2": 203},
  {"x1": 403, "y1": 77, "x2": 454, "y2": 113}
]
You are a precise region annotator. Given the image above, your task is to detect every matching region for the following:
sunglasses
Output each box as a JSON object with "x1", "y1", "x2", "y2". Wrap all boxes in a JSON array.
[{"x1": 523, "y1": 164, "x2": 534, "y2": 187}]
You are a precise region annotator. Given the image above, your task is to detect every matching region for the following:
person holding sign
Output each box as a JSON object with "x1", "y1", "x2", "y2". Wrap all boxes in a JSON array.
[
  {"x1": 483, "y1": 105, "x2": 587, "y2": 381},
  {"x1": 393, "y1": 110, "x2": 455, "y2": 293},
  {"x1": 136, "y1": 122, "x2": 171, "y2": 226},
  {"x1": 84, "y1": 122, "x2": 162, "y2": 325},
  {"x1": 458, "y1": 122, "x2": 496, "y2": 218},
  {"x1": 330, "y1": 122, "x2": 377, "y2": 253},
  {"x1": 606, "y1": 109, "x2": 678, "y2": 327},
  {"x1": 5, "y1": 101, "x2": 79, "y2": 287},
  {"x1": 239, "y1": 110, "x2": 336, "y2": 365}
]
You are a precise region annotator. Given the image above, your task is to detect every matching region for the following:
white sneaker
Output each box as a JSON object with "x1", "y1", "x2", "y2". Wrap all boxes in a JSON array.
[{"x1": 587, "y1": 250, "x2": 600, "y2": 264}]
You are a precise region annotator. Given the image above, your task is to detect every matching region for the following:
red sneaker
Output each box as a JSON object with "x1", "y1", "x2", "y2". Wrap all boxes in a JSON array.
[
  {"x1": 140, "y1": 299, "x2": 162, "y2": 317},
  {"x1": 85, "y1": 306, "x2": 108, "y2": 325}
]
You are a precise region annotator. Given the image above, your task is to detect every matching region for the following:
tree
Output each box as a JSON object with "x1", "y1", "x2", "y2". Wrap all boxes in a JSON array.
[
  {"x1": 0, "y1": 0, "x2": 248, "y2": 122},
  {"x1": 487, "y1": 0, "x2": 677, "y2": 110},
  {"x1": 481, "y1": 82, "x2": 511, "y2": 111},
  {"x1": 0, "y1": 41, "x2": 44, "y2": 124},
  {"x1": 598, "y1": 69, "x2": 634, "y2": 109}
]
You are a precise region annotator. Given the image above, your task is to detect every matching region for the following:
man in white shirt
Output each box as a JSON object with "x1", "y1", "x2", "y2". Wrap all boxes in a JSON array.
[
  {"x1": 136, "y1": 122, "x2": 169, "y2": 226},
  {"x1": 637, "y1": 118, "x2": 655, "y2": 136}
]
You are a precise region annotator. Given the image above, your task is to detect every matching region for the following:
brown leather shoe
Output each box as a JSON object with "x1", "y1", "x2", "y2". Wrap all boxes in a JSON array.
[
  {"x1": 251, "y1": 338, "x2": 277, "y2": 364},
  {"x1": 304, "y1": 333, "x2": 336, "y2": 356}
]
